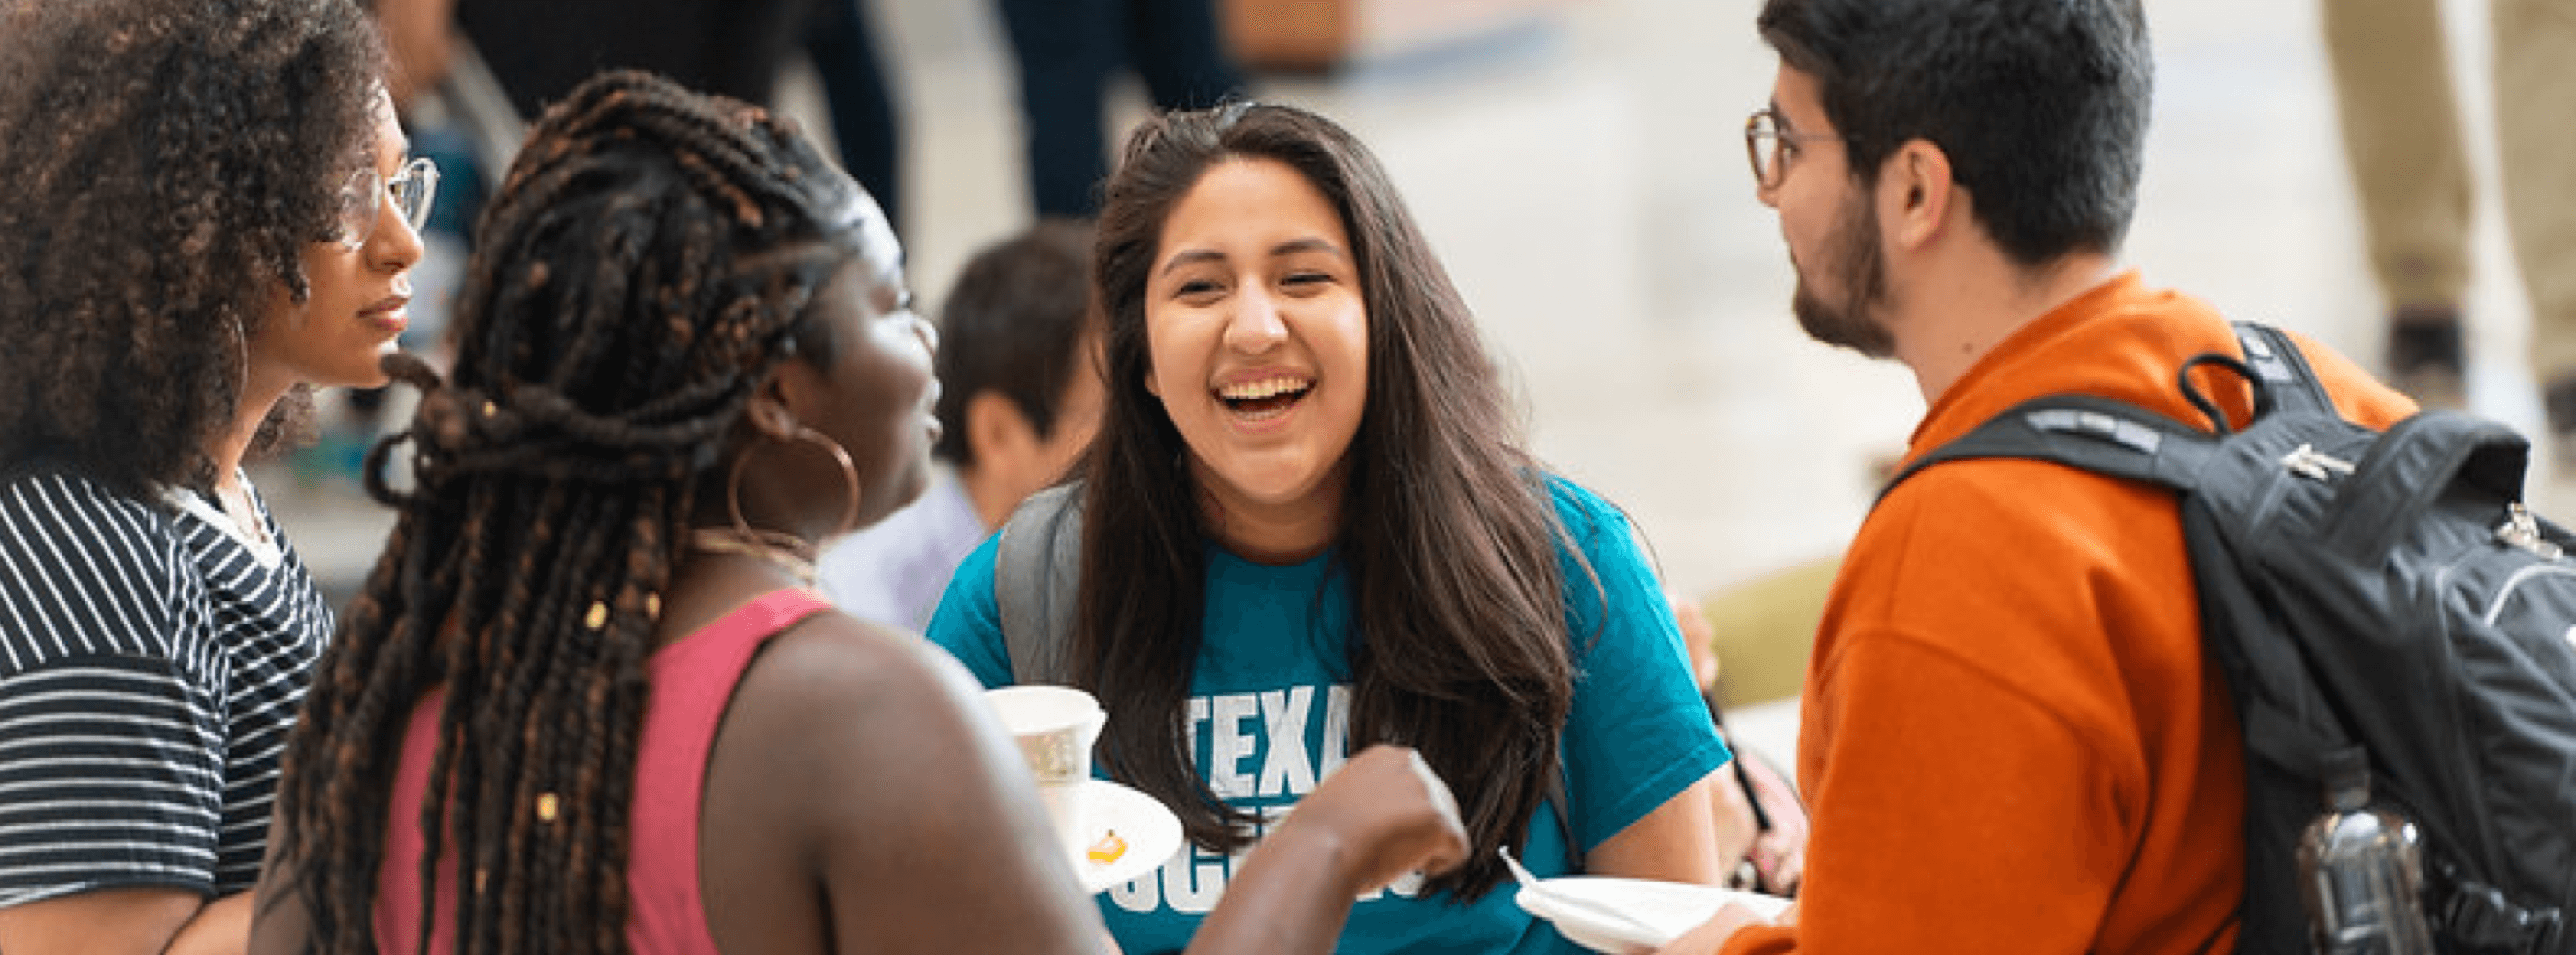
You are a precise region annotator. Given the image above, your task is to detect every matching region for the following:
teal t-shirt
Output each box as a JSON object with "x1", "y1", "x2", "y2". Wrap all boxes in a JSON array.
[{"x1": 924, "y1": 476, "x2": 1729, "y2": 955}]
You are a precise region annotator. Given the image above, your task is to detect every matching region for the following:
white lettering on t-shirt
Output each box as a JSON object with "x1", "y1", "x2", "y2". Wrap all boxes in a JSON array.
[
  {"x1": 1257, "y1": 687, "x2": 1316, "y2": 797},
  {"x1": 1106, "y1": 683, "x2": 1378, "y2": 917},
  {"x1": 1319, "y1": 684, "x2": 1353, "y2": 778},
  {"x1": 1163, "y1": 846, "x2": 1226, "y2": 915},
  {"x1": 1107, "y1": 867, "x2": 1159, "y2": 910},
  {"x1": 1185, "y1": 696, "x2": 1209, "y2": 766},
  {"x1": 1208, "y1": 693, "x2": 1260, "y2": 799}
]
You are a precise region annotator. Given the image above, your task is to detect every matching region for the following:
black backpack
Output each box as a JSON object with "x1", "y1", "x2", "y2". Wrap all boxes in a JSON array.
[{"x1": 1883, "y1": 323, "x2": 2576, "y2": 954}]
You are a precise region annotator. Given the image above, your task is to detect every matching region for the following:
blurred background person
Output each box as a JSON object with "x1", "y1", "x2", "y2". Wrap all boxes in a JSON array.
[
  {"x1": 803, "y1": 0, "x2": 907, "y2": 234},
  {"x1": 377, "y1": 0, "x2": 1242, "y2": 231},
  {"x1": 997, "y1": 0, "x2": 1248, "y2": 217},
  {"x1": 819, "y1": 218, "x2": 1107, "y2": 631},
  {"x1": 2322, "y1": 0, "x2": 2576, "y2": 444},
  {"x1": 927, "y1": 101, "x2": 1729, "y2": 953},
  {"x1": 793, "y1": 0, "x2": 1250, "y2": 228},
  {"x1": 0, "y1": 0, "x2": 423, "y2": 951},
  {"x1": 1671, "y1": 595, "x2": 1807, "y2": 899},
  {"x1": 251, "y1": 69, "x2": 1468, "y2": 955},
  {"x1": 453, "y1": 0, "x2": 810, "y2": 121}
]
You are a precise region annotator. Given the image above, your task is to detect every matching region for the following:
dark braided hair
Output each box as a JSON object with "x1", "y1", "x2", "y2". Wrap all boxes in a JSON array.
[
  {"x1": 0, "y1": 0, "x2": 379, "y2": 497},
  {"x1": 269, "y1": 70, "x2": 878, "y2": 954}
]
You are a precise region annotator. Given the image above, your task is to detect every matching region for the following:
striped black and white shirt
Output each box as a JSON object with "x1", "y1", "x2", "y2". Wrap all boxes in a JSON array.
[{"x1": 0, "y1": 468, "x2": 331, "y2": 905}]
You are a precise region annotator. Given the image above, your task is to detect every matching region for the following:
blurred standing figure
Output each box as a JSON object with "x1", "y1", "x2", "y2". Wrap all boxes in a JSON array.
[
  {"x1": 369, "y1": 0, "x2": 814, "y2": 122},
  {"x1": 248, "y1": 70, "x2": 1466, "y2": 955},
  {"x1": 996, "y1": 0, "x2": 1248, "y2": 217},
  {"x1": 457, "y1": 0, "x2": 813, "y2": 120},
  {"x1": 803, "y1": 0, "x2": 907, "y2": 234},
  {"x1": 376, "y1": 0, "x2": 899, "y2": 234},
  {"x1": 0, "y1": 0, "x2": 425, "y2": 952},
  {"x1": 797, "y1": 0, "x2": 1248, "y2": 229},
  {"x1": 819, "y1": 219, "x2": 1107, "y2": 631},
  {"x1": 2322, "y1": 0, "x2": 2576, "y2": 437}
]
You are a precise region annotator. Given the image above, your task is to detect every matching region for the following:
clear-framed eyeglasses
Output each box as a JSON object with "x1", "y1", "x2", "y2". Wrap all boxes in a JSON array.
[
  {"x1": 1744, "y1": 107, "x2": 1845, "y2": 190},
  {"x1": 332, "y1": 156, "x2": 440, "y2": 251}
]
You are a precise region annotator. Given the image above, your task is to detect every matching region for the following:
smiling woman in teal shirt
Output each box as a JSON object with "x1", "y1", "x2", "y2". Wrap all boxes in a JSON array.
[{"x1": 925, "y1": 101, "x2": 1730, "y2": 955}]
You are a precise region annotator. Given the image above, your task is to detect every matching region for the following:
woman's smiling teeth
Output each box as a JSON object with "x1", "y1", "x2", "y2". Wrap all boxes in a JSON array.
[{"x1": 1216, "y1": 376, "x2": 1314, "y2": 419}]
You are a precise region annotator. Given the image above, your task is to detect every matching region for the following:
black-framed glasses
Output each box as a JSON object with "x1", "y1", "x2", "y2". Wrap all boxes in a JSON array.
[
  {"x1": 1745, "y1": 107, "x2": 1844, "y2": 190},
  {"x1": 331, "y1": 156, "x2": 440, "y2": 251}
]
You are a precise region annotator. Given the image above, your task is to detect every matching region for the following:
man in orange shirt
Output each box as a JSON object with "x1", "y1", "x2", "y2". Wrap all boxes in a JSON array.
[{"x1": 1661, "y1": 2, "x2": 2416, "y2": 953}]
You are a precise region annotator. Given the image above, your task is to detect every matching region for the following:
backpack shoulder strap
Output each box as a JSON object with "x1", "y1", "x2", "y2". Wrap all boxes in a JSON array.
[
  {"x1": 2231, "y1": 321, "x2": 2334, "y2": 418},
  {"x1": 1878, "y1": 392, "x2": 2218, "y2": 504},
  {"x1": 995, "y1": 481, "x2": 1086, "y2": 684}
]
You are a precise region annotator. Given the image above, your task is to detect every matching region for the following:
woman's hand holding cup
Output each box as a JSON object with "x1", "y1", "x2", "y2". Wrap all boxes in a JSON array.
[{"x1": 984, "y1": 685, "x2": 1108, "y2": 858}]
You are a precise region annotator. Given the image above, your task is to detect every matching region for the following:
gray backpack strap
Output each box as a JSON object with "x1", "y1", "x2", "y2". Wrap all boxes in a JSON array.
[{"x1": 995, "y1": 481, "x2": 1086, "y2": 684}]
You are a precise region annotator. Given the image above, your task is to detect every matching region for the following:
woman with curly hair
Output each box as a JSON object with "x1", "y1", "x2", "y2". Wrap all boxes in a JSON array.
[
  {"x1": 0, "y1": 0, "x2": 427, "y2": 951},
  {"x1": 248, "y1": 69, "x2": 1467, "y2": 955},
  {"x1": 924, "y1": 101, "x2": 1730, "y2": 953}
]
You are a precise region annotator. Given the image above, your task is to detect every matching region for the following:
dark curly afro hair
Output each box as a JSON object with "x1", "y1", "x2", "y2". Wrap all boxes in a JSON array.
[{"x1": 0, "y1": 0, "x2": 386, "y2": 499}]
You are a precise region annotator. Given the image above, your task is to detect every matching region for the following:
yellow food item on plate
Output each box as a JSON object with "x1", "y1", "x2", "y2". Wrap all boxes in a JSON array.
[{"x1": 1086, "y1": 829, "x2": 1128, "y2": 865}]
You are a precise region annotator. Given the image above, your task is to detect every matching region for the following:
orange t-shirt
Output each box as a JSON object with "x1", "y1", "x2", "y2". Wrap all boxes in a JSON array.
[{"x1": 1723, "y1": 273, "x2": 2413, "y2": 954}]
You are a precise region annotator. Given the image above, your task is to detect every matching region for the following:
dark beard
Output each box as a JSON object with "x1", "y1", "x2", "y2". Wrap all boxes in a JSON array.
[{"x1": 1791, "y1": 190, "x2": 1895, "y2": 359}]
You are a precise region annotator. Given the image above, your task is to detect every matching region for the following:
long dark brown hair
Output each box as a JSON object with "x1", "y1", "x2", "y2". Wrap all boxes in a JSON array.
[
  {"x1": 0, "y1": 0, "x2": 378, "y2": 496},
  {"x1": 1079, "y1": 102, "x2": 1583, "y2": 899},
  {"x1": 268, "y1": 71, "x2": 872, "y2": 954}
]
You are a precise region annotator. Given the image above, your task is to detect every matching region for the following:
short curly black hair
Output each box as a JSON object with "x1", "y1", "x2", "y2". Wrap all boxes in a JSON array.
[
  {"x1": 0, "y1": 0, "x2": 385, "y2": 499},
  {"x1": 931, "y1": 218, "x2": 1096, "y2": 470},
  {"x1": 1757, "y1": 0, "x2": 2152, "y2": 267}
]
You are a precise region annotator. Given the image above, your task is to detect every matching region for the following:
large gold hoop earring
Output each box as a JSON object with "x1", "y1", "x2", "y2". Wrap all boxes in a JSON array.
[
  {"x1": 722, "y1": 424, "x2": 863, "y2": 559},
  {"x1": 798, "y1": 425, "x2": 864, "y2": 536}
]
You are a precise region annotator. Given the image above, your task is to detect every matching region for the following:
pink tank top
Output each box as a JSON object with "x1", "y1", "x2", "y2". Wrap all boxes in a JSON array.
[{"x1": 373, "y1": 589, "x2": 832, "y2": 955}]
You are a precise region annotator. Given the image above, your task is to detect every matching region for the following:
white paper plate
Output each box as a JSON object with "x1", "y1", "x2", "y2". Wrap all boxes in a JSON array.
[
  {"x1": 1069, "y1": 780, "x2": 1182, "y2": 894},
  {"x1": 1513, "y1": 876, "x2": 1791, "y2": 955}
]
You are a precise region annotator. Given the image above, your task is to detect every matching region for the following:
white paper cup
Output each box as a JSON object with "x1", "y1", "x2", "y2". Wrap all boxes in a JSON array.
[{"x1": 986, "y1": 685, "x2": 1106, "y2": 855}]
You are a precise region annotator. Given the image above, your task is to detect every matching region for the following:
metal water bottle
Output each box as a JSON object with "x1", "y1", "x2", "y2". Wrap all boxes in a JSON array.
[{"x1": 2296, "y1": 751, "x2": 2435, "y2": 955}]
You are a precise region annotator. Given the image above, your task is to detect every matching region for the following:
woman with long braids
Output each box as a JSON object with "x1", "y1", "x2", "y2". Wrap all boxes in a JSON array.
[
  {"x1": 924, "y1": 102, "x2": 1732, "y2": 953},
  {"x1": 248, "y1": 70, "x2": 1466, "y2": 955},
  {"x1": 0, "y1": 1, "x2": 426, "y2": 952}
]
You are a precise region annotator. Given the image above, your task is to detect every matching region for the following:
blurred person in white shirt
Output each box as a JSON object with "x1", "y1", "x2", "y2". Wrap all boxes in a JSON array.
[{"x1": 819, "y1": 219, "x2": 1107, "y2": 630}]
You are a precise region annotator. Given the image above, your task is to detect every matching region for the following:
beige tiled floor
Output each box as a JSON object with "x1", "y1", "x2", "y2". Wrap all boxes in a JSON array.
[{"x1": 266, "y1": 0, "x2": 2558, "y2": 768}]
